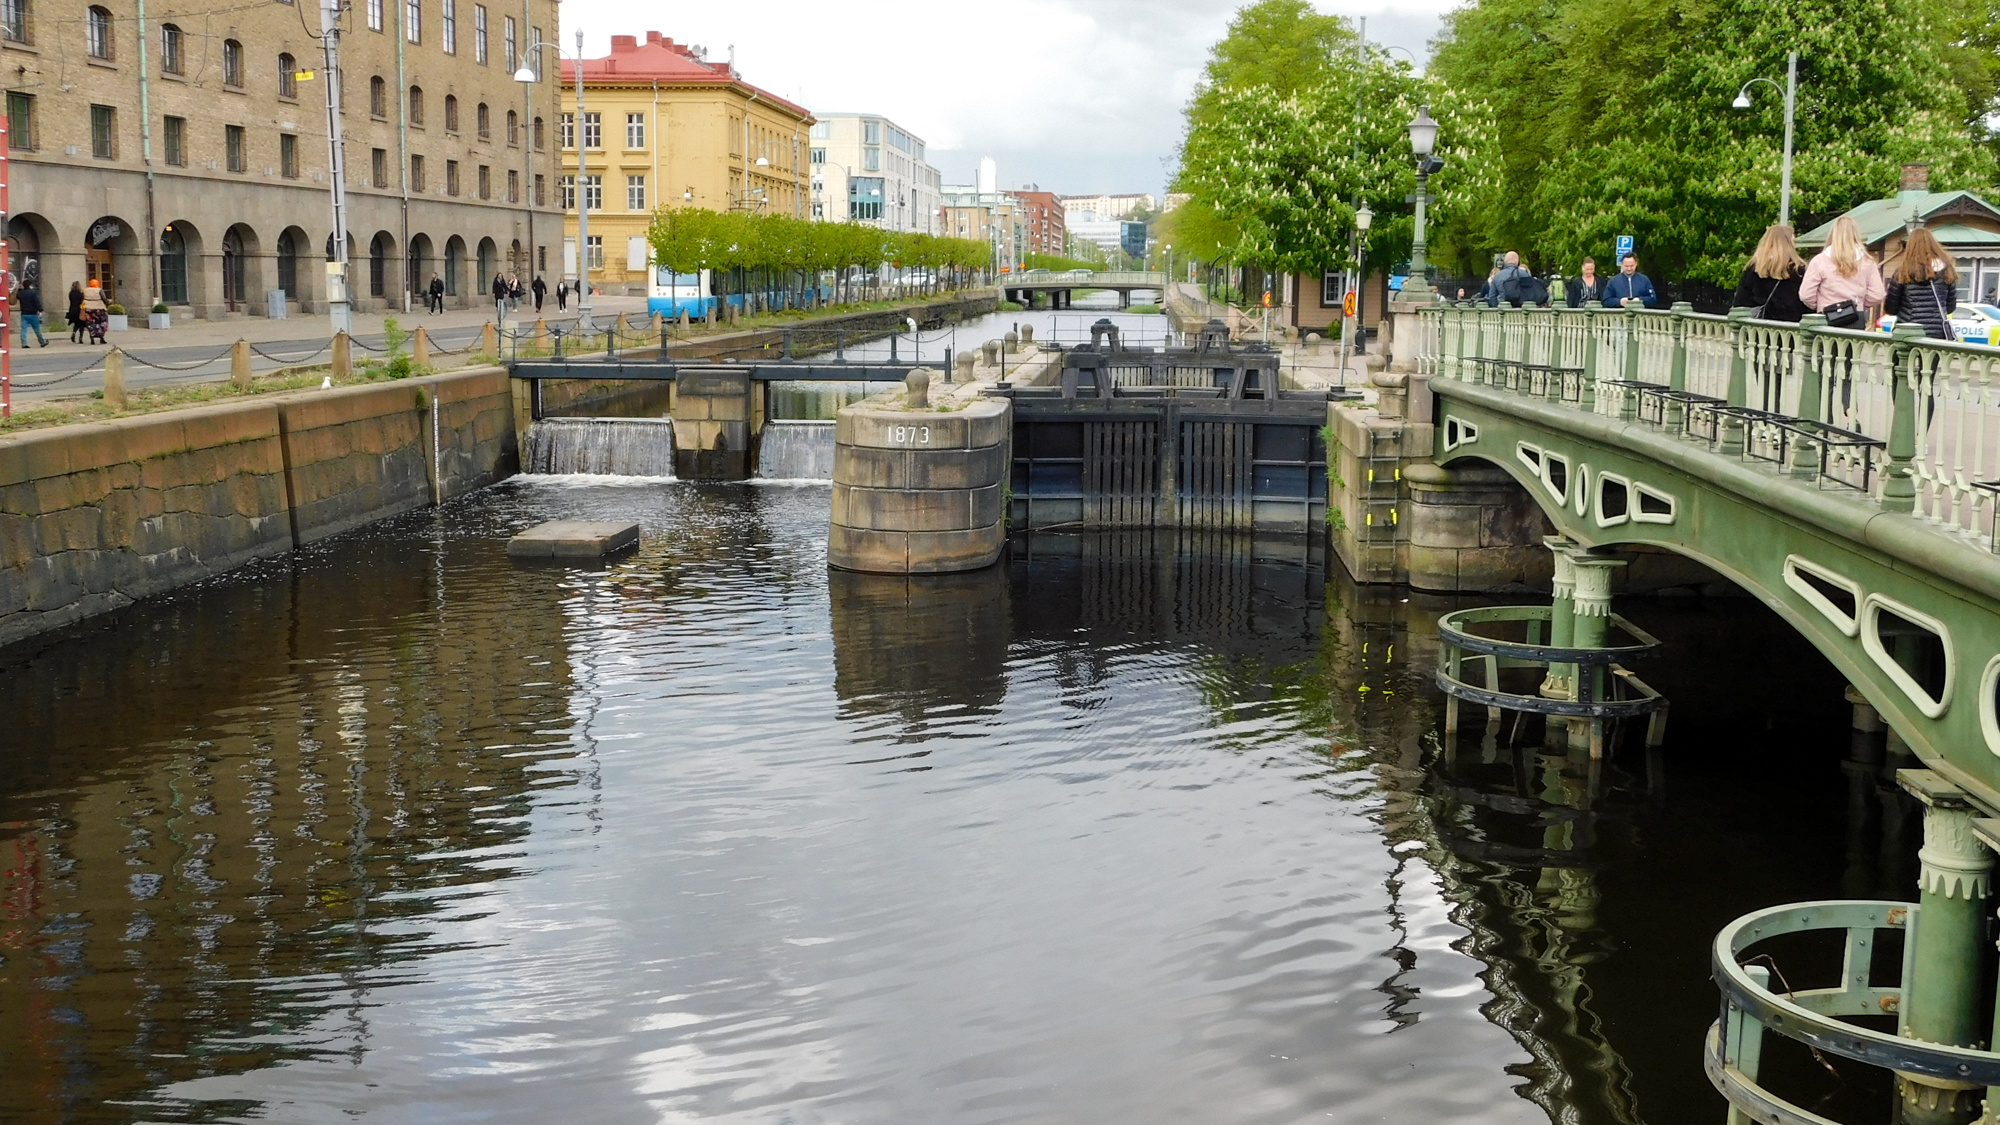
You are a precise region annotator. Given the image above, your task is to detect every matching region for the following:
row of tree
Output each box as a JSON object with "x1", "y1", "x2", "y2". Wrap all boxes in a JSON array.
[
  {"x1": 646, "y1": 209, "x2": 994, "y2": 304},
  {"x1": 1173, "y1": 0, "x2": 2000, "y2": 293}
]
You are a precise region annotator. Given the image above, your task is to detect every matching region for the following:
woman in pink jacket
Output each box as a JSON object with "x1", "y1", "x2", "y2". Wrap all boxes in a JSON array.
[{"x1": 1799, "y1": 214, "x2": 1886, "y2": 328}]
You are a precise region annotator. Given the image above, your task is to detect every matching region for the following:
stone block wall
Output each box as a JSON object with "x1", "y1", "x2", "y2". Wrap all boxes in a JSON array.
[
  {"x1": 0, "y1": 367, "x2": 520, "y2": 649},
  {"x1": 829, "y1": 398, "x2": 1009, "y2": 574}
]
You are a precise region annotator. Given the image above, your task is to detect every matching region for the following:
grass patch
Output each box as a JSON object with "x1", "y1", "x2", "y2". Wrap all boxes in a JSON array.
[
  {"x1": 997, "y1": 301, "x2": 1025, "y2": 312},
  {"x1": 0, "y1": 364, "x2": 413, "y2": 434},
  {"x1": 1125, "y1": 303, "x2": 1162, "y2": 314}
]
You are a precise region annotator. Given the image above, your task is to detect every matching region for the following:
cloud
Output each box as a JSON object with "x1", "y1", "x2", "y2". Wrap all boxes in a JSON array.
[{"x1": 557, "y1": 0, "x2": 1453, "y2": 196}]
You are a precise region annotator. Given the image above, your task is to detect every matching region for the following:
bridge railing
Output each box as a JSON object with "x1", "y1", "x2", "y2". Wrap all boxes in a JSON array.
[
  {"x1": 1003, "y1": 271, "x2": 1167, "y2": 288},
  {"x1": 1423, "y1": 302, "x2": 2000, "y2": 547}
]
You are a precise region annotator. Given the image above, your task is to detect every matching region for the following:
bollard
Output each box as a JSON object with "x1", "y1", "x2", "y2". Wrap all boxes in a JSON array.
[
  {"x1": 412, "y1": 326, "x2": 430, "y2": 368},
  {"x1": 1020, "y1": 324, "x2": 1034, "y2": 345},
  {"x1": 954, "y1": 351, "x2": 976, "y2": 384},
  {"x1": 905, "y1": 366, "x2": 932, "y2": 409},
  {"x1": 531, "y1": 318, "x2": 549, "y2": 352},
  {"x1": 230, "y1": 338, "x2": 252, "y2": 390},
  {"x1": 982, "y1": 339, "x2": 1000, "y2": 366},
  {"x1": 333, "y1": 331, "x2": 352, "y2": 378},
  {"x1": 103, "y1": 347, "x2": 127, "y2": 409},
  {"x1": 480, "y1": 321, "x2": 497, "y2": 359}
]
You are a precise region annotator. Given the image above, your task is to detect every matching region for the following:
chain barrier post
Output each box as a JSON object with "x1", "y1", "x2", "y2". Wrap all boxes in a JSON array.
[
  {"x1": 230, "y1": 339, "x2": 252, "y2": 389},
  {"x1": 480, "y1": 321, "x2": 497, "y2": 359},
  {"x1": 332, "y1": 331, "x2": 351, "y2": 378},
  {"x1": 412, "y1": 326, "x2": 430, "y2": 368},
  {"x1": 103, "y1": 347, "x2": 127, "y2": 409}
]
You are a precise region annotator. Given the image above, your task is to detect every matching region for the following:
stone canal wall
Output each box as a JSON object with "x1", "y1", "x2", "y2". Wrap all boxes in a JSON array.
[{"x1": 0, "y1": 367, "x2": 519, "y2": 648}]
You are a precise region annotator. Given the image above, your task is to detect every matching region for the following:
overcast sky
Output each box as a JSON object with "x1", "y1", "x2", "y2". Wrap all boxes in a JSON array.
[{"x1": 557, "y1": 0, "x2": 1455, "y2": 197}]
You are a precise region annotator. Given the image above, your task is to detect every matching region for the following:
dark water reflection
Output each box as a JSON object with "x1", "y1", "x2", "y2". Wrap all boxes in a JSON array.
[{"x1": 0, "y1": 482, "x2": 1891, "y2": 1124}]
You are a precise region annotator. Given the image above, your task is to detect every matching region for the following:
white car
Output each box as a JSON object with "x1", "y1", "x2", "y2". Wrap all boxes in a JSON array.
[{"x1": 1948, "y1": 303, "x2": 2000, "y2": 344}]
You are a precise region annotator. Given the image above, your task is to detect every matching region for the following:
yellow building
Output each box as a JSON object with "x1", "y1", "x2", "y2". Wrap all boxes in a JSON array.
[{"x1": 559, "y1": 32, "x2": 812, "y2": 294}]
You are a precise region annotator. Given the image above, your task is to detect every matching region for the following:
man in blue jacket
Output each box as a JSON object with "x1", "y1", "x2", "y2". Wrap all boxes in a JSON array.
[{"x1": 1603, "y1": 253, "x2": 1658, "y2": 308}]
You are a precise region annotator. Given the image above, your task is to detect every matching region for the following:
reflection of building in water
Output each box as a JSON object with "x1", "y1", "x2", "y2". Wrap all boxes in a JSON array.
[
  {"x1": 0, "y1": 531, "x2": 581, "y2": 1122},
  {"x1": 828, "y1": 567, "x2": 1012, "y2": 723}
]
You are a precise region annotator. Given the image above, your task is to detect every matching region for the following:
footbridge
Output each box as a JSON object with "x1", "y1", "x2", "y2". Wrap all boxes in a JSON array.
[
  {"x1": 1414, "y1": 302, "x2": 2000, "y2": 1125},
  {"x1": 1001, "y1": 270, "x2": 1167, "y2": 310}
]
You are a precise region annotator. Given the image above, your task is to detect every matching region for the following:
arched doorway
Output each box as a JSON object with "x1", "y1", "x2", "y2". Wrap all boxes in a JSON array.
[
  {"x1": 8, "y1": 213, "x2": 53, "y2": 292},
  {"x1": 407, "y1": 233, "x2": 433, "y2": 301},
  {"x1": 477, "y1": 237, "x2": 497, "y2": 293},
  {"x1": 276, "y1": 229, "x2": 298, "y2": 301},
  {"x1": 222, "y1": 227, "x2": 245, "y2": 310},
  {"x1": 159, "y1": 224, "x2": 189, "y2": 304},
  {"x1": 444, "y1": 235, "x2": 466, "y2": 301},
  {"x1": 369, "y1": 232, "x2": 394, "y2": 299},
  {"x1": 83, "y1": 215, "x2": 133, "y2": 303}
]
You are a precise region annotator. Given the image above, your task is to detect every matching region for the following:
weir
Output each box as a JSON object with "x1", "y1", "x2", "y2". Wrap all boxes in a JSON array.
[
  {"x1": 755, "y1": 421, "x2": 837, "y2": 480},
  {"x1": 523, "y1": 418, "x2": 678, "y2": 478}
]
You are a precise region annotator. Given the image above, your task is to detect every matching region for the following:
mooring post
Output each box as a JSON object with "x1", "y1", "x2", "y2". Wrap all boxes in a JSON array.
[
  {"x1": 1881, "y1": 322, "x2": 1925, "y2": 514},
  {"x1": 1793, "y1": 314, "x2": 1828, "y2": 479},
  {"x1": 1897, "y1": 769, "x2": 1993, "y2": 1124},
  {"x1": 1567, "y1": 551, "x2": 1627, "y2": 758},
  {"x1": 1719, "y1": 306, "x2": 1752, "y2": 456}
]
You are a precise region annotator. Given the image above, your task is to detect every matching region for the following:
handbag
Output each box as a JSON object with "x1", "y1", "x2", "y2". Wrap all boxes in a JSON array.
[{"x1": 1822, "y1": 299, "x2": 1862, "y2": 329}]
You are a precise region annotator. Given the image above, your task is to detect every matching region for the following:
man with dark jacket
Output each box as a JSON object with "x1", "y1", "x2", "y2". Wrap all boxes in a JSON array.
[
  {"x1": 1603, "y1": 254, "x2": 1659, "y2": 308},
  {"x1": 17, "y1": 281, "x2": 45, "y2": 346},
  {"x1": 531, "y1": 275, "x2": 547, "y2": 313},
  {"x1": 428, "y1": 274, "x2": 445, "y2": 315},
  {"x1": 1481, "y1": 252, "x2": 1531, "y2": 307}
]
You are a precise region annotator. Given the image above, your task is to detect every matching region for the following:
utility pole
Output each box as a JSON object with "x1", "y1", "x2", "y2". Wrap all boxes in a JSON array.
[
  {"x1": 320, "y1": 0, "x2": 353, "y2": 333},
  {"x1": 574, "y1": 27, "x2": 592, "y2": 337}
]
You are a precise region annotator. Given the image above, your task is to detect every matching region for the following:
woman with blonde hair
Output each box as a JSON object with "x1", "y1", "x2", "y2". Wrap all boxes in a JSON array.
[
  {"x1": 1731, "y1": 224, "x2": 1807, "y2": 321},
  {"x1": 1799, "y1": 214, "x2": 1885, "y2": 328},
  {"x1": 1883, "y1": 226, "x2": 1959, "y2": 340}
]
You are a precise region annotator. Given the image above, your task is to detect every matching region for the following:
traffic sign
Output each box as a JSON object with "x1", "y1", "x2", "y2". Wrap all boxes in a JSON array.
[
  {"x1": 1615, "y1": 234, "x2": 1635, "y2": 262},
  {"x1": 1343, "y1": 290, "x2": 1357, "y2": 318}
]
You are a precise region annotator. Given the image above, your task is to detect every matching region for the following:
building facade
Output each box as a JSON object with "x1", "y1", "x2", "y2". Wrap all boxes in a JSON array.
[
  {"x1": 1011, "y1": 189, "x2": 1063, "y2": 256},
  {"x1": 3, "y1": 0, "x2": 565, "y2": 318},
  {"x1": 808, "y1": 113, "x2": 938, "y2": 233},
  {"x1": 1058, "y1": 193, "x2": 1156, "y2": 223},
  {"x1": 940, "y1": 186, "x2": 1021, "y2": 275},
  {"x1": 560, "y1": 32, "x2": 810, "y2": 295}
]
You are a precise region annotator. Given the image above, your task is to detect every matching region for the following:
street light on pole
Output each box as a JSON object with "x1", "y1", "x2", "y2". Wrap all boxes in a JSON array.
[
  {"x1": 1403, "y1": 106, "x2": 1441, "y2": 301},
  {"x1": 516, "y1": 32, "x2": 589, "y2": 335},
  {"x1": 1733, "y1": 50, "x2": 1798, "y2": 227}
]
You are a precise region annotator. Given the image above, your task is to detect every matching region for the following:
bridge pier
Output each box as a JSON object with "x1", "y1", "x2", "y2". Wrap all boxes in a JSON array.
[
  {"x1": 1897, "y1": 769, "x2": 1994, "y2": 1125},
  {"x1": 1568, "y1": 552, "x2": 1628, "y2": 757},
  {"x1": 1538, "y1": 537, "x2": 1579, "y2": 701}
]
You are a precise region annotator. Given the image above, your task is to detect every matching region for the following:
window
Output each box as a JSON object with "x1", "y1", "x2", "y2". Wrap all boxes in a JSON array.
[
  {"x1": 582, "y1": 174, "x2": 601, "y2": 211},
  {"x1": 446, "y1": 159, "x2": 459, "y2": 195},
  {"x1": 87, "y1": 103, "x2": 115, "y2": 157},
  {"x1": 809, "y1": 120, "x2": 829, "y2": 139},
  {"x1": 533, "y1": 172, "x2": 543, "y2": 206},
  {"x1": 281, "y1": 133, "x2": 298, "y2": 177},
  {"x1": 507, "y1": 168, "x2": 518, "y2": 202},
  {"x1": 160, "y1": 23, "x2": 183, "y2": 74},
  {"x1": 278, "y1": 52, "x2": 297, "y2": 97},
  {"x1": 502, "y1": 15, "x2": 514, "y2": 71},
  {"x1": 559, "y1": 112, "x2": 573, "y2": 149},
  {"x1": 225, "y1": 123, "x2": 245, "y2": 171},
  {"x1": 370, "y1": 75, "x2": 386, "y2": 117},
  {"x1": 404, "y1": 0, "x2": 419, "y2": 42},
  {"x1": 586, "y1": 236, "x2": 602, "y2": 269},
  {"x1": 160, "y1": 226, "x2": 187, "y2": 303},
  {"x1": 506, "y1": 109, "x2": 517, "y2": 145},
  {"x1": 810, "y1": 148, "x2": 825, "y2": 165},
  {"x1": 888, "y1": 126, "x2": 909, "y2": 152},
  {"x1": 367, "y1": 0, "x2": 382, "y2": 31},
  {"x1": 529, "y1": 26, "x2": 542, "y2": 79},
  {"x1": 862, "y1": 147, "x2": 879, "y2": 172},
  {"x1": 626, "y1": 112, "x2": 644, "y2": 149},
  {"x1": 163, "y1": 114, "x2": 183, "y2": 164},
  {"x1": 862, "y1": 120, "x2": 879, "y2": 144},
  {"x1": 408, "y1": 85, "x2": 422, "y2": 126},
  {"x1": 627, "y1": 175, "x2": 644, "y2": 210},
  {"x1": 559, "y1": 174, "x2": 574, "y2": 209},
  {"x1": 440, "y1": 0, "x2": 454, "y2": 53},
  {"x1": 371, "y1": 147, "x2": 387, "y2": 187},
  {"x1": 478, "y1": 164, "x2": 489, "y2": 199},
  {"x1": 532, "y1": 116, "x2": 544, "y2": 150},
  {"x1": 5, "y1": 92, "x2": 32, "y2": 150},
  {"x1": 85, "y1": 5, "x2": 109, "y2": 59},
  {"x1": 444, "y1": 94, "x2": 458, "y2": 132},
  {"x1": 220, "y1": 38, "x2": 244, "y2": 86},
  {"x1": 472, "y1": 3, "x2": 485, "y2": 62},
  {"x1": 581, "y1": 112, "x2": 599, "y2": 149},
  {"x1": 2, "y1": 0, "x2": 28, "y2": 44},
  {"x1": 476, "y1": 102, "x2": 489, "y2": 139},
  {"x1": 409, "y1": 153, "x2": 424, "y2": 192}
]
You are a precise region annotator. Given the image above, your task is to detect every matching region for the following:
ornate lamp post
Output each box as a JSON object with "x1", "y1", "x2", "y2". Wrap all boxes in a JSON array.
[
  {"x1": 1732, "y1": 51, "x2": 1798, "y2": 226},
  {"x1": 1403, "y1": 106, "x2": 1440, "y2": 301},
  {"x1": 1354, "y1": 201, "x2": 1372, "y2": 355}
]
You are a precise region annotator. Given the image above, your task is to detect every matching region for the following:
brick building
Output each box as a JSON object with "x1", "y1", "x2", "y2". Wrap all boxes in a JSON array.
[
  {"x1": 2, "y1": 0, "x2": 563, "y2": 318},
  {"x1": 1010, "y1": 189, "x2": 1063, "y2": 256}
]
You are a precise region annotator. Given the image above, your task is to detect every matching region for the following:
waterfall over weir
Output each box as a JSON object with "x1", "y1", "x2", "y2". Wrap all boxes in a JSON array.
[
  {"x1": 523, "y1": 418, "x2": 677, "y2": 478},
  {"x1": 756, "y1": 421, "x2": 835, "y2": 481}
]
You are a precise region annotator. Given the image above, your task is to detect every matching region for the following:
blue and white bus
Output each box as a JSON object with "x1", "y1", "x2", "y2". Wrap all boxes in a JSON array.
[{"x1": 649, "y1": 267, "x2": 715, "y2": 318}]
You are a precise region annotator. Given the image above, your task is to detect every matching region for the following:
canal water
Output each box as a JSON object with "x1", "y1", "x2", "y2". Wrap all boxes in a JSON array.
[{"x1": 0, "y1": 479, "x2": 1886, "y2": 1124}]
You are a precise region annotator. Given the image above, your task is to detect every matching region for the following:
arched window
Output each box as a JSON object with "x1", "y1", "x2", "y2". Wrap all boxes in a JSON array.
[
  {"x1": 278, "y1": 52, "x2": 296, "y2": 97},
  {"x1": 85, "y1": 5, "x2": 109, "y2": 58},
  {"x1": 506, "y1": 109, "x2": 518, "y2": 146},
  {"x1": 159, "y1": 23, "x2": 182, "y2": 74},
  {"x1": 531, "y1": 115, "x2": 543, "y2": 151},
  {"x1": 408, "y1": 85, "x2": 422, "y2": 126},
  {"x1": 476, "y1": 102, "x2": 489, "y2": 140},
  {"x1": 369, "y1": 75, "x2": 386, "y2": 117},
  {"x1": 159, "y1": 225, "x2": 187, "y2": 304},
  {"x1": 276, "y1": 230, "x2": 298, "y2": 297},
  {"x1": 443, "y1": 93, "x2": 457, "y2": 132},
  {"x1": 223, "y1": 39, "x2": 243, "y2": 86}
]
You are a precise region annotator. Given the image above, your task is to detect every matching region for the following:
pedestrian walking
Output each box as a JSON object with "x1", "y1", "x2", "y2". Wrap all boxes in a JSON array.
[
  {"x1": 1729, "y1": 225, "x2": 1808, "y2": 323},
  {"x1": 428, "y1": 273, "x2": 445, "y2": 315},
  {"x1": 1602, "y1": 253, "x2": 1658, "y2": 308},
  {"x1": 81, "y1": 280, "x2": 108, "y2": 344},
  {"x1": 66, "y1": 278, "x2": 85, "y2": 340},
  {"x1": 1480, "y1": 252, "x2": 1530, "y2": 307},
  {"x1": 17, "y1": 280, "x2": 47, "y2": 347},
  {"x1": 1883, "y1": 226, "x2": 1958, "y2": 340},
  {"x1": 1799, "y1": 215, "x2": 1884, "y2": 329},
  {"x1": 532, "y1": 275, "x2": 546, "y2": 313},
  {"x1": 508, "y1": 274, "x2": 524, "y2": 311},
  {"x1": 556, "y1": 276, "x2": 569, "y2": 311},
  {"x1": 491, "y1": 272, "x2": 509, "y2": 318},
  {"x1": 1566, "y1": 258, "x2": 1607, "y2": 308}
]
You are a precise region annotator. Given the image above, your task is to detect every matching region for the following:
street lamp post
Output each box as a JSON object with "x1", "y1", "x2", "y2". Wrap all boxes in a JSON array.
[
  {"x1": 1403, "y1": 106, "x2": 1440, "y2": 301},
  {"x1": 1354, "y1": 202, "x2": 1372, "y2": 357},
  {"x1": 516, "y1": 32, "x2": 589, "y2": 335},
  {"x1": 1733, "y1": 50, "x2": 1798, "y2": 227}
]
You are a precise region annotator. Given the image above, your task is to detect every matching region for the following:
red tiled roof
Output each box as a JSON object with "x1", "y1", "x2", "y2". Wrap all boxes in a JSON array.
[{"x1": 561, "y1": 32, "x2": 811, "y2": 120}]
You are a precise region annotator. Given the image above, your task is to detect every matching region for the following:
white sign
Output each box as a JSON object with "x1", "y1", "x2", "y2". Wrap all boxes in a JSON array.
[{"x1": 88, "y1": 218, "x2": 122, "y2": 246}]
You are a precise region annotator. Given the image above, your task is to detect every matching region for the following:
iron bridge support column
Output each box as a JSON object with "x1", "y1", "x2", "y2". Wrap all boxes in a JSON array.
[{"x1": 1899, "y1": 768, "x2": 1995, "y2": 1125}]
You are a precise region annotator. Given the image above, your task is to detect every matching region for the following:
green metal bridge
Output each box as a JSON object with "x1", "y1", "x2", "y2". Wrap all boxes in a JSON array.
[
  {"x1": 1418, "y1": 302, "x2": 2000, "y2": 1125},
  {"x1": 1000, "y1": 270, "x2": 1168, "y2": 309}
]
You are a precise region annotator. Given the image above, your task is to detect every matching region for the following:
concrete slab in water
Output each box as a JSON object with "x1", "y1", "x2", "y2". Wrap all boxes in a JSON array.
[{"x1": 507, "y1": 520, "x2": 642, "y2": 559}]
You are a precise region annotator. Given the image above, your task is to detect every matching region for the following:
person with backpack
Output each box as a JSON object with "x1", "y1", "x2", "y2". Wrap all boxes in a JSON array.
[
  {"x1": 1730, "y1": 225, "x2": 1807, "y2": 322},
  {"x1": 1882, "y1": 225, "x2": 1957, "y2": 340},
  {"x1": 1566, "y1": 258, "x2": 1607, "y2": 307},
  {"x1": 1481, "y1": 252, "x2": 1531, "y2": 307},
  {"x1": 1603, "y1": 253, "x2": 1658, "y2": 308}
]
